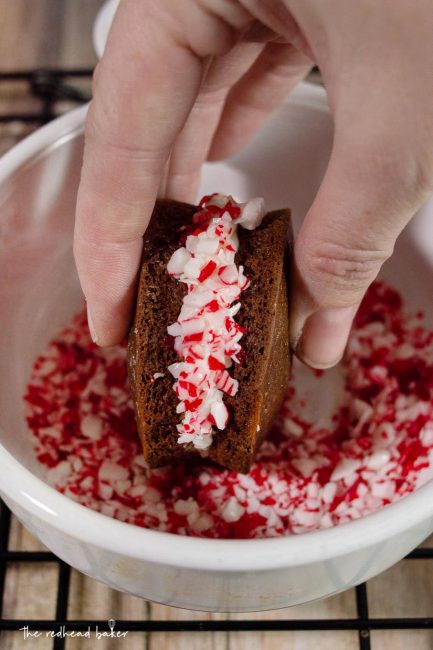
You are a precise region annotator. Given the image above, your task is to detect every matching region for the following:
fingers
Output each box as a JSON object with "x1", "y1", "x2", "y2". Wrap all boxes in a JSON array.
[
  {"x1": 280, "y1": 0, "x2": 433, "y2": 369},
  {"x1": 291, "y1": 122, "x2": 432, "y2": 369},
  {"x1": 74, "y1": 1, "x2": 205, "y2": 346},
  {"x1": 165, "y1": 41, "x2": 264, "y2": 202},
  {"x1": 208, "y1": 42, "x2": 312, "y2": 161}
]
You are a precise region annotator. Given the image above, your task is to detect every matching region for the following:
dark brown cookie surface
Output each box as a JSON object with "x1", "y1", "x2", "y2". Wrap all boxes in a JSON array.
[{"x1": 128, "y1": 199, "x2": 292, "y2": 473}]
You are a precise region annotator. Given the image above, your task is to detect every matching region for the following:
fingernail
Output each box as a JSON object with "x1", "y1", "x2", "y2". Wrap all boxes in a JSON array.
[
  {"x1": 86, "y1": 304, "x2": 98, "y2": 344},
  {"x1": 296, "y1": 306, "x2": 357, "y2": 369}
]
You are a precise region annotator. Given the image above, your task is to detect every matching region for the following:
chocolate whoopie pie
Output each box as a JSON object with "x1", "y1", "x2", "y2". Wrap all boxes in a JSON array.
[{"x1": 128, "y1": 197, "x2": 292, "y2": 473}]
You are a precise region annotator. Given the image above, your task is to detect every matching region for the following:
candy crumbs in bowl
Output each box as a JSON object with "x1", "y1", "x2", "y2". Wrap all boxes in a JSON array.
[{"x1": 24, "y1": 281, "x2": 433, "y2": 539}]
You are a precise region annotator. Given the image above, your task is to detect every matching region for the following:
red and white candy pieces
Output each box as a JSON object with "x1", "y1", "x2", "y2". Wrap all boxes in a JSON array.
[
  {"x1": 25, "y1": 282, "x2": 433, "y2": 538},
  {"x1": 166, "y1": 194, "x2": 265, "y2": 451}
]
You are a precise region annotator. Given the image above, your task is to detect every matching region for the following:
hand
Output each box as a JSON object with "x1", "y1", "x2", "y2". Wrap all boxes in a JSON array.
[{"x1": 74, "y1": 0, "x2": 433, "y2": 369}]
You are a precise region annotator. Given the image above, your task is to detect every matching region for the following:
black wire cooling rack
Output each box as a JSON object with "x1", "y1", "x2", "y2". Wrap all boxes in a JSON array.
[{"x1": 0, "y1": 68, "x2": 432, "y2": 650}]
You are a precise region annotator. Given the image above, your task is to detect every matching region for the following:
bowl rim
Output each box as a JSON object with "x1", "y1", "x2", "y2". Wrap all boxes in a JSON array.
[
  {"x1": 93, "y1": 0, "x2": 119, "y2": 59},
  {"x1": 1, "y1": 82, "x2": 433, "y2": 572}
]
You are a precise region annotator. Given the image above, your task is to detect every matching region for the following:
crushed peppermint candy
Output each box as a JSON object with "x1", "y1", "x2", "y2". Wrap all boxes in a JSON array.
[
  {"x1": 166, "y1": 193, "x2": 266, "y2": 450},
  {"x1": 25, "y1": 281, "x2": 433, "y2": 538}
]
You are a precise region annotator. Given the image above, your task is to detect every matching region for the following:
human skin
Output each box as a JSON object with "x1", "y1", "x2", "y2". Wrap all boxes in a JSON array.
[{"x1": 74, "y1": 0, "x2": 433, "y2": 368}]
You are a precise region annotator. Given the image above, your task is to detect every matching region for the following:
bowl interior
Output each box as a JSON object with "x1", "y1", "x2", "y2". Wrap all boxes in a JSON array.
[{"x1": 1, "y1": 82, "x2": 433, "y2": 495}]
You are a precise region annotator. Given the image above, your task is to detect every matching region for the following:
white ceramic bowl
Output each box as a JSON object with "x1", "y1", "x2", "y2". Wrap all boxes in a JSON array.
[
  {"x1": 1, "y1": 83, "x2": 433, "y2": 611},
  {"x1": 93, "y1": 0, "x2": 119, "y2": 58}
]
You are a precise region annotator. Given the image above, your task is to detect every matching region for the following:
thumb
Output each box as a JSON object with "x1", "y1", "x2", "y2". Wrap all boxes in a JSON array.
[{"x1": 291, "y1": 127, "x2": 430, "y2": 369}]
